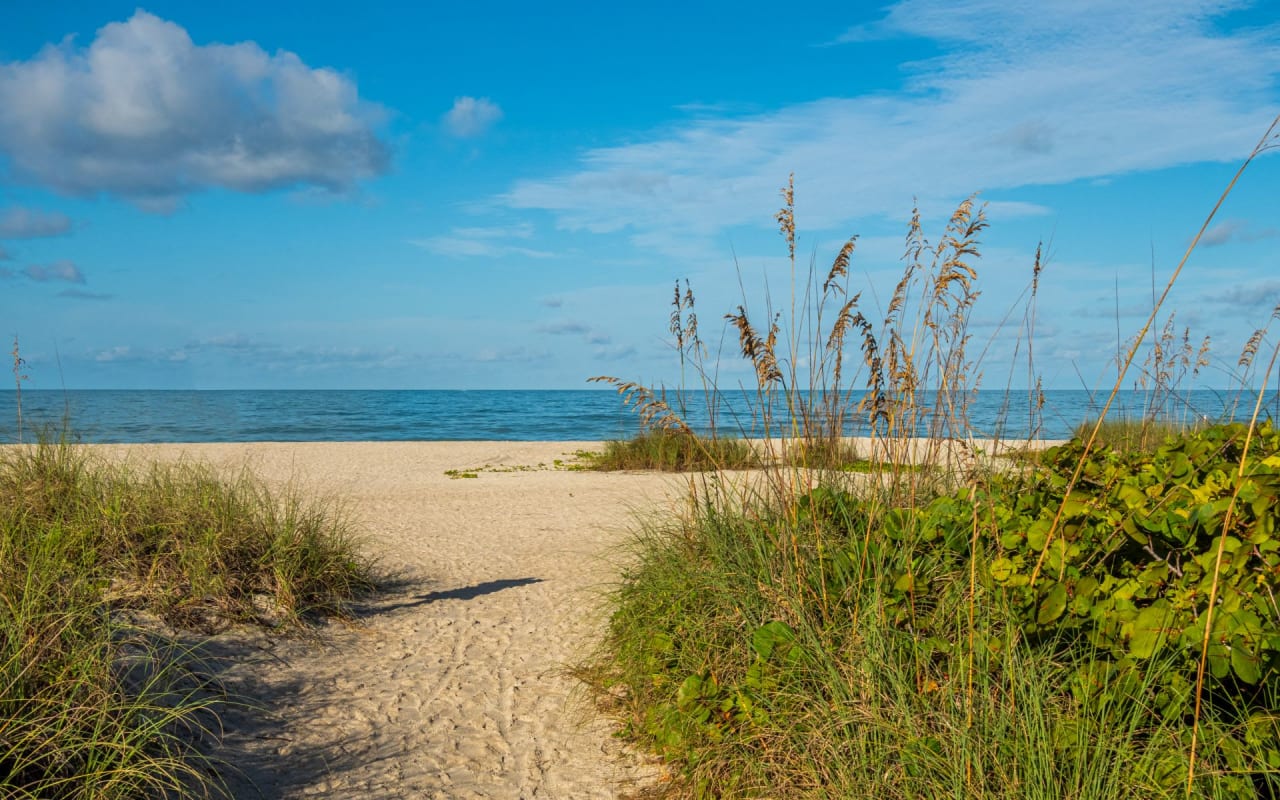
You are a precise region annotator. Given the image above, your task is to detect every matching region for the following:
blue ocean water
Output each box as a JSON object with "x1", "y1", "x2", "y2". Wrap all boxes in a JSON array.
[{"x1": 0, "y1": 389, "x2": 1276, "y2": 444}]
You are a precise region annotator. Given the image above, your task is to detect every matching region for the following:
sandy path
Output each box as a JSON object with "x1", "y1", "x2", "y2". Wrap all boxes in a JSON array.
[{"x1": 97, "y1": 442, "x2": 676, "y2": 799}]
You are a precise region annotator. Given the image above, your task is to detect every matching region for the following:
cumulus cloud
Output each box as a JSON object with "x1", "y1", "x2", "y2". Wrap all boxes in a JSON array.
[
  {"x1": 502, "y1": 0, "x2": 1279, "y2": 241},
  {"x1": 23, "y1": 260, "x2": 84, "y2": 283},
  {"x1": 444, "y1": 96, "x2": 502, "y2": 138},
  {"x1": 0, "y1": 11, "x2": 390, "y2": 210},
  {"x1": 0, "y1": 207, "x2": 72, "y2": 238}
]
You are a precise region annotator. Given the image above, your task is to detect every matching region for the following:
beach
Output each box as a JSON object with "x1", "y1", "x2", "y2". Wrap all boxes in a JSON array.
[{"x1": 92, "y1": 441, "x2": 676, "y2": 799}]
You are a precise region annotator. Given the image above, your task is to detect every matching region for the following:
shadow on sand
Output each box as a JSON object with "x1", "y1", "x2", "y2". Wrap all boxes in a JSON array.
[{"x1": 190, "y1": 574, "x2": 549, "y2": 797}]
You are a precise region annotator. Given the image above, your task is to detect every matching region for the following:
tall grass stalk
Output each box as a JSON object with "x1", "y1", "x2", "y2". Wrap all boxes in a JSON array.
[{"x1": 10, "y1": 336, "x2": 27, "y2": 445}]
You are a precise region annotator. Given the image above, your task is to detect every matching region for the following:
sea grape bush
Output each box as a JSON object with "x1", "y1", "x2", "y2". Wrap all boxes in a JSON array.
[
  {"x1": 791, "y1": 422, "x2": 1280, "y2": 791},
  {"x1": 967, "y1": 423, "x2": 1280, "y2": 691},
  {"x1": 920, "y1": 421, "x2": 1280, "y2": 785}
]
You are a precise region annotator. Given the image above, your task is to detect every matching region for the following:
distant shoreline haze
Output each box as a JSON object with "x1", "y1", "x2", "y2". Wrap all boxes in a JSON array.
[{"x1": 3, "y1": 389, "x2": 1277, "y2": 444}]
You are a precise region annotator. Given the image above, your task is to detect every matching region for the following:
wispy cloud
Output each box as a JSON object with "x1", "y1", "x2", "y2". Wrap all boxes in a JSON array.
[
  {"x1": 536, "y1": 318, "x2": 615, "y2": 349},
  {"x1": 1200, "y1": 219, "x2": 1280, "y2": 248},
  {"x1": 93, "y1": 345, "x2": 187, "y2": 363},
  {"x1": 58, "y1": 288, "x2": 112, "y2": 300},
  {"x1": 473, "y1": 346, "x2": 551, "y2": 364},
  {"x1": 89, "y1": 334, "x2": 429, "y2": 373},
  {"x1": 0, "y1": 207, "x2": 72, "y2": 239},
  {"x1": 0, "y1": 11, "x2": 389, "y2": 211},
  {"x1": 1207, "y1": 280, "x2": 1280, "y2": 310},
  {"x1": 592, "y1": 343, "x2": 637, "y2": 360},
  {"x1": 410, "y1": 222, "x2": 554, "y2": 259},
  {"x1": 537, "y1": 320, "x2": 591, "y2": 336},
  {"x1": 23, "y1": 260, "x2": 84, "y2": 283},
  {"x1": 502, "y1": 1, "x2": 1278, "y2": 246},
  {"x1": 444, "y1": 96, "x2": 502, "y2": 138}
]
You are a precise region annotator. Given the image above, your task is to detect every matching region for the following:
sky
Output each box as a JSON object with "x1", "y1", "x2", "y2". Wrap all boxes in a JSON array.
[{"x1": 1, "y1": 0, "x2": 1278, "y2": 391}]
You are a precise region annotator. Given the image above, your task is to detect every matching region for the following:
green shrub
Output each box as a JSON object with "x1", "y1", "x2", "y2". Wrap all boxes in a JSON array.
[{"x1": 908, "y1": 421, "x2": 1280, "y2": 793}]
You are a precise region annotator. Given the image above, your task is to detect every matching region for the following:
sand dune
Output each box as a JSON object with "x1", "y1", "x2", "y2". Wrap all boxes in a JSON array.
[{"x1": 95, "y1": 442, "x2": 675, "y2": 799}]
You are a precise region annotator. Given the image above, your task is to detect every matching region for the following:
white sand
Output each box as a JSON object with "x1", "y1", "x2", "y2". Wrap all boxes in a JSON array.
[{"x1": 93, "y1": 442, "x2": 677, "y2": 799}]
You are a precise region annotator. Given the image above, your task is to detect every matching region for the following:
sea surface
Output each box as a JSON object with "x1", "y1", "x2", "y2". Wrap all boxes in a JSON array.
[{"x1": 1, "y1": 389, "x2": 1276, "y2": 444}]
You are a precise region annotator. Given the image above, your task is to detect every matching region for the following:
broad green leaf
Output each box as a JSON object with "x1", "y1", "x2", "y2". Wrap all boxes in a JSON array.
[
  {"x1": 750, "y1": 621, "x2": 796, "y2": 661},
  {"x1": 1038, "y1": 583, "x2": 1068, "y2": 625},
  {"x1": 677, "y1": 674, "x2": 706, "y2": 709},
  {"x1": 1128, "y1": 603, "x2": 1172, "y2": 658},
  {"x1": 1026, "y1": 518, "x2": 1051, "y2": 551},
  {"x1": 989, "y1": 557, "x2": 1015, "y2": 584},
  {"x1": 1231, "y1": 640, "x2": 1261, "y2": 684}
]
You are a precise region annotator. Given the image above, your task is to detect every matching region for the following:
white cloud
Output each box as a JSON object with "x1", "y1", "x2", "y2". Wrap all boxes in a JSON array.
[
  {"x1": 0, "y1": 206, "x2": 73, "y2": 238},
  {"x1": 0, "y1": 11, "x2": 389, "y2": 210},
  {"x1": 23, "y1": 259, "x2": 84, "y2": 283},
  {"x1": 444, "y1": 96, "x2": 502, "y2": 138},
  {"x1": 502, "y1": 1, "x2": 1279, "y2": 244}
]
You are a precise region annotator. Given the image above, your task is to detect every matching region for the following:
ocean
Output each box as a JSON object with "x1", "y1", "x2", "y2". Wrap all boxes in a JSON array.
[{"x1": 1, "y1": 389, "x2": 1275, "y2": 444}]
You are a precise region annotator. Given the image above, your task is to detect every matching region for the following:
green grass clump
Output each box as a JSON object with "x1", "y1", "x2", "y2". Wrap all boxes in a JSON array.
[
  {"x1": 582, "y1": 429, "x2": 759, "y2": 472},
  {"x1": 1072, "y1": 415, "x2": 1196, "y2": 455},
  {"x1": 0, "y1": 439, "x2": 375, "y2": 799}
]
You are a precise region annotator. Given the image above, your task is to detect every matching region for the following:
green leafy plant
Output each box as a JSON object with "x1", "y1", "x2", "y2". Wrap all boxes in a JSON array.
[{"x1": 899, "y1": 421, "x2": 1280, "y2": 794}]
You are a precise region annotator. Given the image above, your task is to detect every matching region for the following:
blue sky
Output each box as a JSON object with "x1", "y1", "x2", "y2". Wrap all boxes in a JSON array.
[{"x1": 1, "y1": 1, "x2": 1278, "y2": 390}]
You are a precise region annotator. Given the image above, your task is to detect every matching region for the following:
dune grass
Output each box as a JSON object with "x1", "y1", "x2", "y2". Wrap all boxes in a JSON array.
[
  {"x1": 1071, "y1": 415, "x2": 1196, "y2": 455},
  {"x1": 581, "y1": 429, "x2": 760, "y2": 472},
  {"x1": 580, "y1": 428, "x2": 895, "y2": 473},
  {"x1": 582, "y1": 119, "x2": 1280, "y2": 799},
  {"x1": 0, "y1": 438, "x2": 375, "y2": 799}
]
